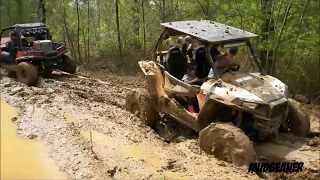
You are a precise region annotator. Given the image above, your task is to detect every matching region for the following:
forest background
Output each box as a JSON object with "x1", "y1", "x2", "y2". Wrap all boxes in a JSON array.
[{"x1": 0, "y1": 0, "x2": 319, "y2": 100}]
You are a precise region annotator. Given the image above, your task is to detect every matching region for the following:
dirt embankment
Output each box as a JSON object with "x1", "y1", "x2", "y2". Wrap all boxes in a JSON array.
[{"x1": 0, "y1": 71, "x2": 319, "y2": 180}]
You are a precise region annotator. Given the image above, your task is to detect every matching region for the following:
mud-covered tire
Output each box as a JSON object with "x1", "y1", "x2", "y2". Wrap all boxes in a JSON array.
[
  {"x1": 16, "y1": 62, "x2": 38, "y2": 86},
  {"x1": 198, "y1": 122, "x2": 257, "y2": 166},
  {"x1": 61, "y1": 55, "x2": 77, "y2": 74},
  {"x1": 125, "y1": 88, "x2": 160, "y2": 127},
  {"x1": 286, "y1": 98, "x2": 310, "y2": 137}
]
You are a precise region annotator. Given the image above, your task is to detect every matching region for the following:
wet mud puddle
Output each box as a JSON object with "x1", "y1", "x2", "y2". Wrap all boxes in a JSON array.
[
  {"x1": 1, "y1": 99, "x2": 68, "y2": 180},
  {"x1": 79, "y1": 128, "x2": 189, "y2": 180}
]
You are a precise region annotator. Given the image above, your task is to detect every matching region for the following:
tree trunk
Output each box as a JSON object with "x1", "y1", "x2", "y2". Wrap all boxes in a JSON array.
[
  {"x1": 162, "y1": 0, "x2": 165, "y2": 22},
  {"x1": 271, "y1": 3, "x2": 292, "y2": 75},
  {"x1": 76, "y1": 0, "x2": 82, "y2": 62},
  {"x1": 57, "y1": 0, "x2": 76, "y2": 59},
  {"x1": 286, "y1": 0, "x2": 310, "y2": 69},
  {"x1": 142, "y1": 0, "x2": 146, "y2": 57},
  {"x1": 115, "y1": 0, "x2": 123, "y2": 67},
  {"x1": 196, "y1": 0, "x2": 209, "y2": 19},
  {"x1": 39, "y1": 0, "x2": 46, "y2": 24},
  {"x1": 2, "y1": 2, "x2": 12, "y2": 24},
  {"x1": 133, "y1": 0, "x2": 140, "y2": 35},
  {"x1": 260, "y1": 0, "x2": 274, "y2": 74},
  {"x1": 15, "y1": 0, "x2": 23, "y2": 23},
  {"x1": 87, "y1": 0, "x2": 90, "y2": 62}
]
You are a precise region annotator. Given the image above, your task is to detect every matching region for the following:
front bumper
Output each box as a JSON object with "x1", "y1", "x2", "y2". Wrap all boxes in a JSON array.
[{"x1": 252, "y1": 98, "x2": 289, "y2": 133}]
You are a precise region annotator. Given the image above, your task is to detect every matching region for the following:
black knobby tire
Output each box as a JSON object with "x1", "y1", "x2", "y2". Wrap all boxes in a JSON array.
[
  {"x1": 43, "y1": 68, "x2": 53, "y2": 77},
  {"x1": 16, "y1": 62, "x2": 38, "y2": 86},
  {"x1": 61, "y1": 55, "x2": 77, "y2": 74},
  {"x1": 198, "y1": 122, "x2": 257, "y2": 166},
  {"x1": 125, "y1": 88, "x2": 160, "y2": 127},
  {"x1": 286, "y1": 98, "x2": 310, "y2": 137}
]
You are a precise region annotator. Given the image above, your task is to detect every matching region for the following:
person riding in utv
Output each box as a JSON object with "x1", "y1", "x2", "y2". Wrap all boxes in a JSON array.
[{"x1": 1, "y1": 31, "x2": 18, "y2": 64}]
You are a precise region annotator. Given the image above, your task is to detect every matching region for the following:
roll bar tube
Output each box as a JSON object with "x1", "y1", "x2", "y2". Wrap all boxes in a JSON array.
[
  {"x1": 247, "y1": 40, "x2": 266, "y2": 75},
  {"x1": 203, "y1": 43, "x2": 219, "y2": 80},
  {"x1": 147, "y1": 28, "x2": 166, "y2": 61}
]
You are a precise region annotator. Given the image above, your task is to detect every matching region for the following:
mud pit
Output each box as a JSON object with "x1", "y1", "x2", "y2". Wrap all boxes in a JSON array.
[{"x1": 0, "y1": 71, "x2": 319, "y2": 180}]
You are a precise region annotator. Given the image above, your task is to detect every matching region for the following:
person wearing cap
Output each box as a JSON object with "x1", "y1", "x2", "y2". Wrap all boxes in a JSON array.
[
  {"x1": 185, "y1": 35, "x2": 194, "y2": 60},
  {"x1": 176, "y1": 36, "x2": 188, "y2": 59},
  {"x1": 165, "y1": 38, "x2": 175, "y2": 48}
]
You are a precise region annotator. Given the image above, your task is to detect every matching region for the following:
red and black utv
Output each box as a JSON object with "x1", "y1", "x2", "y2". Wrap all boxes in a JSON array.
[{"x1": 0, "y1": 22, "x2": 76, "y2": 85}]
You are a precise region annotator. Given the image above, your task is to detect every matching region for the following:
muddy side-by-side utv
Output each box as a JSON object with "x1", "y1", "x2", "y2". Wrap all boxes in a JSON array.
[
  {"x1": 125, "y1": 20, "x2": 310, "y2": 166},
  {"x1": 0, "y1": 22, "x2": 76, "y2": 86}
]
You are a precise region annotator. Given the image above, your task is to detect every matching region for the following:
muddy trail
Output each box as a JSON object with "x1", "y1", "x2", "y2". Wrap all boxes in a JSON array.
[{"x1": 0, "y1": 71, "x2": 319, "y2": 180}]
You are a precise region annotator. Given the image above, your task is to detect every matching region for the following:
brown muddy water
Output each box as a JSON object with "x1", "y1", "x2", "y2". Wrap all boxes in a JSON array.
[
  {"x1": 80, "y1": 130, "x2": 189, "y2": 180},
  {"x1": 1, "y1": 99, "x2": 68, "y2": 180}
]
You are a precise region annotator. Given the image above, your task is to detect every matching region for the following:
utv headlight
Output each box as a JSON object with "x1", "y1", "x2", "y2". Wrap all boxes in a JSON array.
[{"x1": 242, "y1": 102, "x2": 258, "y2": 109}]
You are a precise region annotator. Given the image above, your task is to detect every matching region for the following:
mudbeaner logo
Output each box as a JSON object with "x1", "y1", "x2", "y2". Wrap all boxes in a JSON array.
[{"x1": 248, "y1": 162, "x2": 304, "y2": 173}]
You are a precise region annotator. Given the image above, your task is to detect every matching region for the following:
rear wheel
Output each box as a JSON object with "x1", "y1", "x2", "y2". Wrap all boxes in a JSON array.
[
  {"x1": 61, "y1": 55, "x2": 77, "y2": 74},
  {"x1": 16, "y1": 62, "x2": 38, "y2": 86},
  {"x1": 42, "y1": 68, "x2": 53, "y2": 77},
  {"x1": 198, "y1": 122, "x2": 257, "y2": 166},
  {"x1": 125, "y1": 88, "x2": 160, "y2": 127}
]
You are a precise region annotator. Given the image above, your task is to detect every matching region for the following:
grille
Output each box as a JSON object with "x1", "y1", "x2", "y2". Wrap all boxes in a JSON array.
[{"x1": 270, "y1": 101, "x2": 288, "y2": 119}]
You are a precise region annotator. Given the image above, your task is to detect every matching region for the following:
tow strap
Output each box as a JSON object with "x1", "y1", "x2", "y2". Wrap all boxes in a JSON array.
[{"x1": 205, "y1": 81, "x2": 222, "y2": 100}]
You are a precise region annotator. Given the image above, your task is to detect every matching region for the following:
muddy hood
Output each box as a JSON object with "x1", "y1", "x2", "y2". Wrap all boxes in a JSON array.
[{"x1": 203, "y1": 72, "x2": 289, "y2": 104}]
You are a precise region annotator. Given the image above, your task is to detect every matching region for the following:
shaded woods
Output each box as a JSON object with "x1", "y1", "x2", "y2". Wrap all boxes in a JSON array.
[{"x1": 0, "y1": 0, "x2": 319, "y2": 100}]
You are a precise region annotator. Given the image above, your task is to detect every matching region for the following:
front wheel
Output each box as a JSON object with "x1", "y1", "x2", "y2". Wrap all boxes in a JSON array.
[
  {"x1": 198, "y1": 122, "x2": 257, "y2": 166},
  {"x1": 282, "y1": 98, "x2": 310, "y2": 137},
  {"x1": 61, "y1": 55, "x2": 77, "y2": 74},
  {"x1": 16, "y1": 62, "x2": 38, "y2": 86}
]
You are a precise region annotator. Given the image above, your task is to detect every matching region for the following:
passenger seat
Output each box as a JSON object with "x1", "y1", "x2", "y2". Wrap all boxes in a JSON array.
[{"x1": 164, "y1": 46, "x2": 187, "y2": 80}]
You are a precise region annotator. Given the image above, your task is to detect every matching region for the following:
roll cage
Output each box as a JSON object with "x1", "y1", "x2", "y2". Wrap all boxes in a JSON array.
[
  {"x1": 0, "y1": 22, "x2": 51, "y2": 50},
  {"x1": 150, "y1": 20, "x2": 266, "y2": 79}
]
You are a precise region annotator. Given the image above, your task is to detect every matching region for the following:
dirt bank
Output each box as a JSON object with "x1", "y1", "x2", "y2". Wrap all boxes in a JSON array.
[{"x1": 0, "y1": 71, "x2": 319, "y2": 180}]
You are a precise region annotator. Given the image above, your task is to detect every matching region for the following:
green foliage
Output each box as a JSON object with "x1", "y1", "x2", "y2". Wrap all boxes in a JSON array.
[{"x1": 0, "y1": 0, "x2": 319, "y2": 98}]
